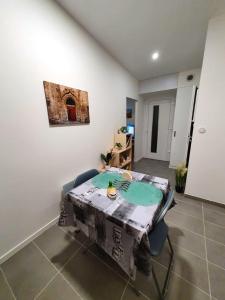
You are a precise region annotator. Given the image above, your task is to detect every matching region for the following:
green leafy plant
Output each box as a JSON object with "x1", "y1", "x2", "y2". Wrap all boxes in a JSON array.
[
  {"x1": 115, "y1": 142, "x2": 122, "y2": 149},
  {"x1": 100, "y1": 150, "x2": 113, "y2": 165},
  {"x1": 175, "y1": 163, "x2": 188, "y2": 193},
  {"x1": 118, "y1": 126, "x2": 128, "y2": 134}
]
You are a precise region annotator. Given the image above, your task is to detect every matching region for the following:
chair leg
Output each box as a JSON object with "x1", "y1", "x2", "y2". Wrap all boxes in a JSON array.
[
  {"x1": 151, "y1": 234, "x2": 174, "y2": 300},
  {"x1": 131, "y1": 285, "x2": 141, "y2": 297},
  {"x1": 162, "y1": 234, "x2": 174, "y2": 296},
  {"x1": 152, "y1": 265, "x2": 164, "y2": 300}
]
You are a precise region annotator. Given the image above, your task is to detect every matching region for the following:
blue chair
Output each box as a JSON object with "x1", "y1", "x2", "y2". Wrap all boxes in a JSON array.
[
  {"x1": 73, "y1": 169, "x2": 99, "y2": 188},
  {"x1": 60, "y1": 169, "x2": 99, "y2": 227},
  {"x1": 63, "y1": 181, "x2": 76, "y2": 197},
  {"x1": 71, "y1": 169, "x2": 99, "y2": 248},
  {"x1": 70, "y1": 169, "x2": 99, "y2": 223},
  {"x1": 148, "y1": 190, "x2": 174, "y2": 300},
  {"x1": 63, "y1": 169, "x2": 99, "y2": 195}
]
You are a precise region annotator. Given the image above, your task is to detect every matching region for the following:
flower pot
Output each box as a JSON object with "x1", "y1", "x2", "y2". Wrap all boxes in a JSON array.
[{"x1": 175, "y1": 185, "x2": 185, "y2": 193}]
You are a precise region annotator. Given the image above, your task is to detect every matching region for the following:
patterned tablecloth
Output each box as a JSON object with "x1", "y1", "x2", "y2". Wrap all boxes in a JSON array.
[{"x1": 58, "y1": 167, "x2": 170, "y2": 279}]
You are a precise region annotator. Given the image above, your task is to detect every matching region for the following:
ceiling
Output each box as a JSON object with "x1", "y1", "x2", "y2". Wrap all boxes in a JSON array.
[{"x1": 56, "y1": 0, "x2": 225, "y2": 80}]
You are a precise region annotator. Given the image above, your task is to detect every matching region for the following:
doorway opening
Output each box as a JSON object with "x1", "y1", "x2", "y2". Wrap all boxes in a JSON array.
[
  {"x1": 126, "y1": 98, "x2": 136, "y2": 161},
  {"x1": 143, "y1": 90, "x2": 176, "y2": 162},
  {"x1": 143, "y1": 86, "x2": 198, "y2": 169},
  {"x1": 66, "y1": 97, "x2": 76, "y2": 122}
]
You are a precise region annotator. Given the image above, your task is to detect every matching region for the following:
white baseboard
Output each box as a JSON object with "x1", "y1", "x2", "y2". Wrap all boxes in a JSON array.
[
  {"x1": 169, "y1": 164, "x2": 176, "y2": 169},
  {"x1": 134, "y1": 156, "x2": 143, "y2": 162},
  {"x1": 0, "y1": 215, "x2": 59, "y2": 264}
]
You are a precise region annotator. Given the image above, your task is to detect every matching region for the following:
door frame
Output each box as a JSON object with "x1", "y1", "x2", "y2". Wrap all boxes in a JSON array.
[
  {"x1": 143, "y1": 98, "x2": 175, "y2": 161},
  {"x1": 186, "y1": 87, "x2": 198, "y2": 166},
  {"x1": 169, "y1": 85, "x2": 196, "y2": 168}
]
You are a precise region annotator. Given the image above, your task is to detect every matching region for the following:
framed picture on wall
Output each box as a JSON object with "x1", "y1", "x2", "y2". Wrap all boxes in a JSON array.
[{"x1": 43, "y1": 81, "x2": 90, "y2": 126}]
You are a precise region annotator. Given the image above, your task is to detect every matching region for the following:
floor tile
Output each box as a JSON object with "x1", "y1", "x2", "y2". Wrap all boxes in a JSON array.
[
  {"x1": 122, "y1": 284, "x2": 149, "y2": 300},
  {"x1": 206, "y1": 239, "x2": 225, "y2": 269},
  {"x1": 36, "y1": 273, "x2": 81, "y2": 300},
  {"x1": 62, "y1": 249, "x2": 126, "y2": 300},
  {"x1": 205, "y1": 221, "x2": 225, "y2": 245},
  {"x1": 155, "y1": 243, "x2": 209, "y2": 293},
  {"x1": 203, "y1": 201, "x2": 225, "y2": 215},
  {"x1": 167, "y1": 272, "x2": 210, "y2": 300},
  {"x1": 1, "y1": 243, "x2": 57, "y2": 300},
  {"x1": 209, "y1": 263, "x2": 225, "y2": 300},
  {"x1": 167, "y1": 223, "x2": 206, "y2": 258},
  {"x1": 175, "y1": 194, "x2": 203, "y2": 207},
  {"x1": 89, "y1": 243, "x2": 128, "y2": 280},
  {"x1": 34, "y1": 225, "x2": 81, "y2": 270},
  {"x1": 133, "y1": 159, "x2": 175, "y2": 180},
  {"x1": 59, "y1": 225, "x2": 88, "y2": 245},
  {"x1": 204, "y1": 208, "x2": 225, "y2": 228},
  {"x1": 132, "y1": 259, "x2": 210, "y2": 300},
  {"x1": 2, "y1": 158, "x2": 225, "y2": 300},
  {"x1": 0, "y1": 269, "x2": 15, "y2": 300},
  {"x1": 173, "y1": 199, "x2": 203, "y2": 219},
  {"x1": 131, "y1": 261, "x2": 166, "y2": 300},
  {"x1": 165, "y1": 209, "x2": 204, "y2": 235}
]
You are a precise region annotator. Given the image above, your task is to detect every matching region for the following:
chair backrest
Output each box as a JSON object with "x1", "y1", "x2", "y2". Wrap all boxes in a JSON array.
[
  {"x1": 74, "y1": 169, "x2": 99, "y2": 188},
  {"x1": 63, "y1": 169, "x2": 99, "y2": 197},
  {"x1": 63, "y1": 180, "x2": 75, "y2": 196},
  {"x1": 153, "y1": 190, "x2": 174, "y2": 225}
]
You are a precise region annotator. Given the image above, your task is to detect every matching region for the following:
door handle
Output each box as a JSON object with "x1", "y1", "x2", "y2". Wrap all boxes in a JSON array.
[{"x1": 173, "y1": 131, "x2": 176, "y2": 137}]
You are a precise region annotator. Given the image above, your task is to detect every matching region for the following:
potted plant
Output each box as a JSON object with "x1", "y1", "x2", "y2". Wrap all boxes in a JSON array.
[
  {"x1": 118, "y1": 126, "x2": 128, "y2": 134},
  {"x1": 175, "y1": 163, "x2": 188, "y2": 193},
  {"x1": 115, "y1": 142, "x2": 122, "y2": 150},
  {"x1": 100, "y1": 150, "x2": 114, "y2": 169}
]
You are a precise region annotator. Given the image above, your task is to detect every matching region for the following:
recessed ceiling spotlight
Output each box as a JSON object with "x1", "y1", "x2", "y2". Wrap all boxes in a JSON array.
[{"x1": 152, "y1": 51, "x2": 159, "y2": 61}]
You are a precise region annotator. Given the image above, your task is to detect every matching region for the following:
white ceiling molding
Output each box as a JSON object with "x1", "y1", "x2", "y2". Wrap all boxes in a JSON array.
[{"x1": 139, "y1": 73, "x2": 178, "y2": 95}]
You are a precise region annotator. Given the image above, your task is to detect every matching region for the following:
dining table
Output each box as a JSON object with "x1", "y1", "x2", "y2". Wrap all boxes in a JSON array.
[{"x1": 58, "y1": 167, "x2": 171, "y2": 280}]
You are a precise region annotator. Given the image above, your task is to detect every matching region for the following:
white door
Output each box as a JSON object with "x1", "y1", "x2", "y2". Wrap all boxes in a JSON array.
[
  {"x1": 144, "y1": 100, "x2": 175, "y2": 161},
  {"x1": 169, "y1": 86, "x2": 196, "y2": 168}
]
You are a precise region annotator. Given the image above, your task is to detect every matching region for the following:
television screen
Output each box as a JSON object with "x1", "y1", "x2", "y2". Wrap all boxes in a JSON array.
[{"x1": 127, "y1": 124, "x2": 135, "y2": 135}]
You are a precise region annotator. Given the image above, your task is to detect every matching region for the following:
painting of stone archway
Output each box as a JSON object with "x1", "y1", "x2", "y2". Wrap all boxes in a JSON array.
[{"x1": 43, "y1": 81, "x2": 90, "y2": 125}]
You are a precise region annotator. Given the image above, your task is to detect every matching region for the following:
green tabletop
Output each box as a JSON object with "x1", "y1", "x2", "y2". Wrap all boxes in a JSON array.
[
  {"x1": 120, "y1": 181, "x2": 163, "y2": 206},
  {"x1": 92, "y1": 172, "x2": 123, "y2": 189},
  {"x1": 92, "y1": 172, "x2": 163, "y2": 206}
]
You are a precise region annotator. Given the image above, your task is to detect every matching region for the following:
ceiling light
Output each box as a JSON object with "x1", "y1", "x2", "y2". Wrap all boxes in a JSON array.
[{"x1": 152, "y1": 52, "x2": 159, "y2": 60}]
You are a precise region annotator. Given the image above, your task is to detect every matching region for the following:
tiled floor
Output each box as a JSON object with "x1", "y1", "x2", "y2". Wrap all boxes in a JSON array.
[{"x1": 1, "y1": 159, "x2": 225, "y2": 299}]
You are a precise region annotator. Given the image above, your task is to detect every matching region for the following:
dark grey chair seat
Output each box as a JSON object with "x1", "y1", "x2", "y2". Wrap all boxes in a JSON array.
[{"x1": 148, "y1": 219, "x2": 168, "y2": 257}]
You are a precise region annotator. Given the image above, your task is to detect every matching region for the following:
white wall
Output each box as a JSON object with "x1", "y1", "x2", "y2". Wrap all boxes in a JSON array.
[
  {"x1": 177, "y1": 68, "x2": 201, "y2": 88},
  {"x1": 170, "y1": 86, "x2": 195, "y2": 168},
  {"x1": 139, "y1": 73, "x2": 178, "y2": 95},
  {"x1": 139, "y1": 69, "x2": 201, "y2": 96},
  {"x1": 143, "y1": 90, "x2": 177, "y2": 101},
  {"x1": 0, "y1": 0, "x2": 140, "y2": 261},
  {"x1": 185, "y1": 14, "x2": 225, "y2": 204}
]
